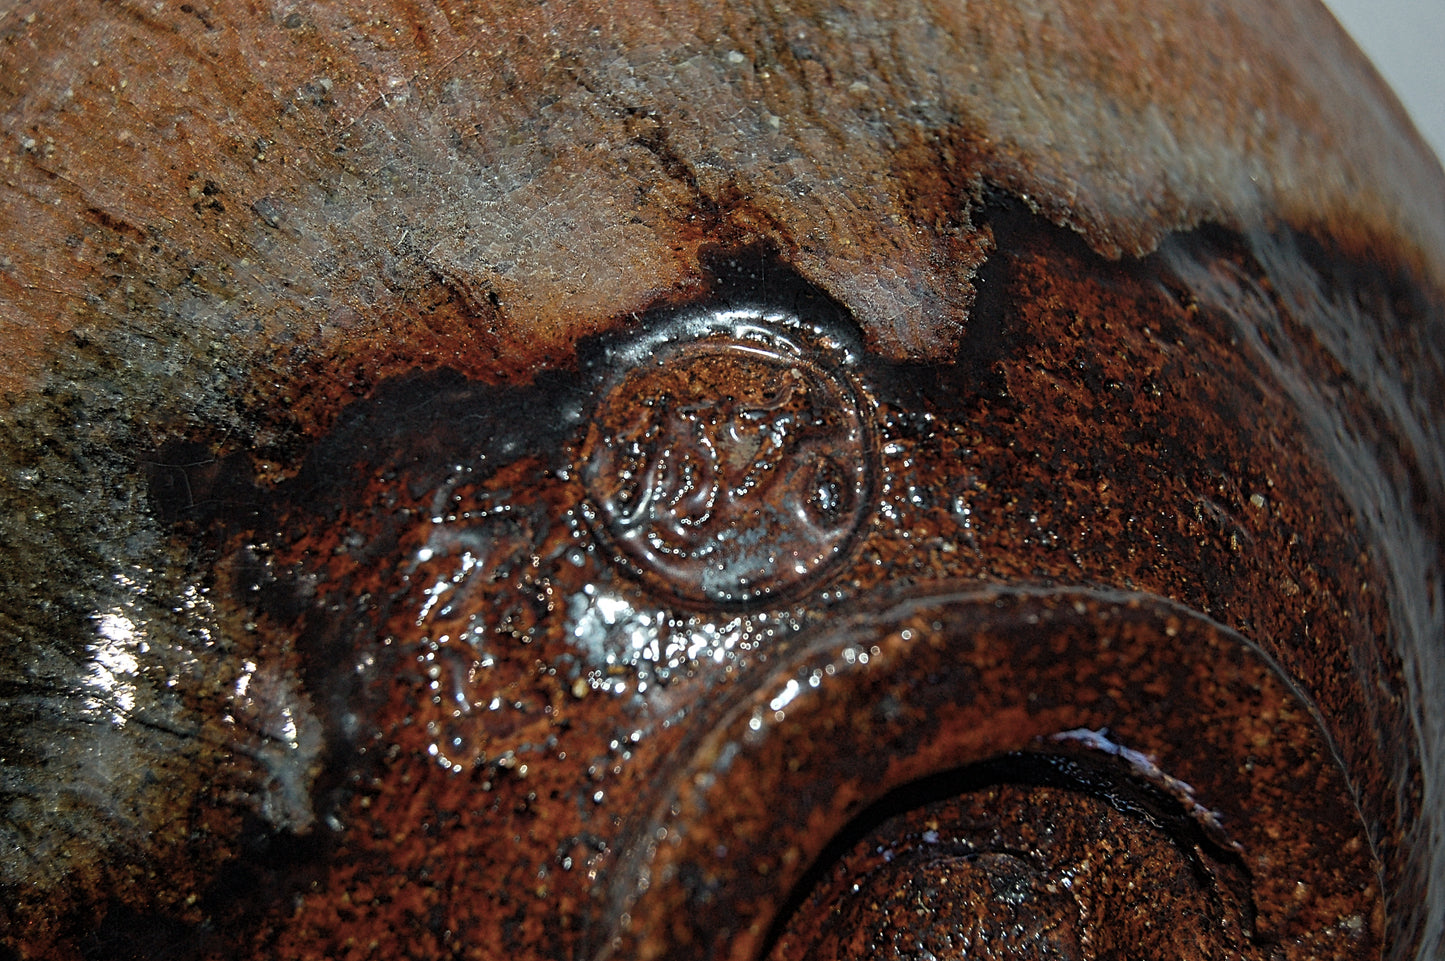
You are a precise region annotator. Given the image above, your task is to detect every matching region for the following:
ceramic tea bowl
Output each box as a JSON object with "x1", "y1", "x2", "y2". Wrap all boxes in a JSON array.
[{"x1": 1, "y1": 1, "x2": 1441, "y2": 959}]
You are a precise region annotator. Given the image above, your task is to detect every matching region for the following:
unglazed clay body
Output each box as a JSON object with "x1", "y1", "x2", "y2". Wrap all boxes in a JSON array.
[{"x1": 0, "y1": 2, "x2": 1441, "y2": 959}]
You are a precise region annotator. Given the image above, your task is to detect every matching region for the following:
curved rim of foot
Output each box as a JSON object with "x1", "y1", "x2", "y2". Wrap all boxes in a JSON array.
[{"x1": 596, "y1": 584, "x2": 1382, "y2": 961}]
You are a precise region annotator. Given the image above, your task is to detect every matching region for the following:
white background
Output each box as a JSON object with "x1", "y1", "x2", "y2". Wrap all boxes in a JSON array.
[{"x1": 1322, "y1": 0, "x2": 1445, "y2": 167}]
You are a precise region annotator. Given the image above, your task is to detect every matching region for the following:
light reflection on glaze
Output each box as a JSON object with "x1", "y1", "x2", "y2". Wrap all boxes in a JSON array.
[
  {"x1": 84, "y1": 610, "x2": 142, "y2": 726},
  {"x1": 581, "y1": 312, "x2": 874, "y2": 607},
  {"x1": 3, "y1": 217, "x2": 1428, "y2": 958}
]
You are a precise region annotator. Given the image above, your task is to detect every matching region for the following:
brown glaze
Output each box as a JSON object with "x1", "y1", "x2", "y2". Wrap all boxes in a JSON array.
[
  {"x1": 771, "y1": 776, "x2": 1260, "y2": 959},
  {"x1": 579, "y1": 313, "x2": 874, "y2": 607},
  {"x1": 614, "y1": 589, "x2": 1377, "y2": 960},
  {"x1": 1, "y1": 2, "x2": 1442, "y2": 961}
]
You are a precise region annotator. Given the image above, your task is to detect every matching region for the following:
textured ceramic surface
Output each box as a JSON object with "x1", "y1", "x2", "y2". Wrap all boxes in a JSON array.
[{"x1": 1, "y1": 2, "x2": 1441, "y2": 960}]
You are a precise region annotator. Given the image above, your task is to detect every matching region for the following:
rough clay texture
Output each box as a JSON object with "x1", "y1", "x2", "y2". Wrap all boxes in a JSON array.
[
  {"x1": 1, "y1": 0, "x2": 1443, "y2": 399},
  {"x1": 3, "y1": 206, "x2": 1436, "y2": 960},
  {"x1": 0, "y1": 2, "x2": 1443, "y2": 961}
]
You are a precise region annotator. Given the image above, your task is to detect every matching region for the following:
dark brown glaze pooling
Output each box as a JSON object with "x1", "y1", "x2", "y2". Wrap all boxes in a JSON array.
[
  {"x1": 5, "y1": 206, "x2": 1425, "y2": 960},
  {"x1": 1, "y1": 2, "x2": 1442, "y2": 960}
]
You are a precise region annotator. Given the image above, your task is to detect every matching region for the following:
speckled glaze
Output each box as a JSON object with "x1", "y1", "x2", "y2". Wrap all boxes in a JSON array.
[{"x1": 0, "y1": 2, "x2": 1441, "y2": 961}]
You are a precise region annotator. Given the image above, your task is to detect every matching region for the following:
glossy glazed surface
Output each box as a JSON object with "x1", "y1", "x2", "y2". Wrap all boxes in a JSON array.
[{"x1": 1, "y1": 2, "x2": 1442, "y2": 960}]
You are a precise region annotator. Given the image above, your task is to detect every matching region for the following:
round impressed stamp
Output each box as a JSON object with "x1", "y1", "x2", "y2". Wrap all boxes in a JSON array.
[{"x1": 581, "y1": 312, "x2": 872, "y2": 606}]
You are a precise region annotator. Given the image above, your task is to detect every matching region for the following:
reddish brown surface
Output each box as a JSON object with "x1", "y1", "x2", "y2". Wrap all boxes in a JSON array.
[
  {"x1": 2, "y1": 0, "x2": 1443, "y2": 399},
  {"x1": 1, "y1": 2, "x2": 1443, "y2": 961},
  {"x1": 771, "y1": 781, "x2": 1258, "y2": 959}
]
